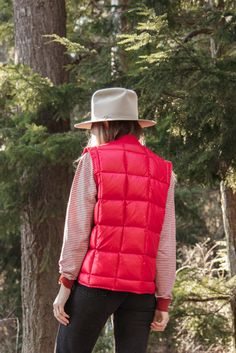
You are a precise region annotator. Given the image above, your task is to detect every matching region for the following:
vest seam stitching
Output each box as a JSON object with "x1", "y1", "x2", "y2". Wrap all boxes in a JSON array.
[
  {"x1": 114, "y1": 144, "x2": 127, "y2": 289},
  {"x1": 95, "y1": 170, "x2": 169, "y2": 184},
  {"x1": 159, "y1": 162, "x2": 172, "y2": 236},
  {"x1": 96, "y1": 198, "x2": 165, "y2": 206},
  {"x1": 87, "y1": 249, "x2": 156, "y2": 258},
  {"x1": 86, "y1": 273, "x2": 156, "y2": 282},
  {"x1": 142, "y1": 147, "x2": 150, "y2": 289},
  {"x1": 91, "y1": 148, "x2": 99, "y2": 185},
  {"x1": 89, "y1": 147, "x2": 100, "y2": 285}
]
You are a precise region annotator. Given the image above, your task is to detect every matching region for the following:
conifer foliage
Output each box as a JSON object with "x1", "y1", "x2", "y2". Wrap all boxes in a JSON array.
[{"x1": 0, "y1": 0, "x2": 236, "y2": 352}]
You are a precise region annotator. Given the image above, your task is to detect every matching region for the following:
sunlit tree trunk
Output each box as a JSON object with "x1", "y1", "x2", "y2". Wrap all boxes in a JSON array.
[
  {"x1": 220, "y1": 181, "x2": 236, "y2": 352},
  {"x1": 110, "y1": 0, "x2": 129, "y2": 76},
  {"x1": 13, "y1": 1, "x2": 71, "y2": 352}
]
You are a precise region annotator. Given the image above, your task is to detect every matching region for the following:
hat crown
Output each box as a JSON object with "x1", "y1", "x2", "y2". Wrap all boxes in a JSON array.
[
  {"x1": 91, "y1": 87, "x2": 138, "y2": 120},
  {"x1": 74, "y1": 86, "x2": 157, "y2": 129}
]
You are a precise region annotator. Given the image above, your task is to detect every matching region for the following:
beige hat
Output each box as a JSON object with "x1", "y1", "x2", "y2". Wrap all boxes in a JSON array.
[{"x1": 74, "y1": 87, "x2": 157, "y2": 129}]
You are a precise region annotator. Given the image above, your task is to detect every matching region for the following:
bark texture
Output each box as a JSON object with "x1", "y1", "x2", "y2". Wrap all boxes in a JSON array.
[
  {"x1": 13, "y1": 1, "x2": 71, "y2": 352},
  {"x1": 220, "y1": 181, "x2": 236, "y2": 353},
  {"x1": 14, "y1": 0, "x2": 68, "y2": 85},
  {"x1": 20, "y1": 166, "x2": 71, "y2": 353},
  {"x1": 221, "y1": 183, "x2": 236, "y2": 276}
]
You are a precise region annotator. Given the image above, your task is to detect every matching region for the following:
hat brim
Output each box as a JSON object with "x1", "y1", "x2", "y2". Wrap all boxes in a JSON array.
[{"x1": 74, "y1": 118, "x2": 157, "y2": 129}]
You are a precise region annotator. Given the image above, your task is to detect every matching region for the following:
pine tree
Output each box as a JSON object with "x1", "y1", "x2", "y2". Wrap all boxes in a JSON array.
[{"x1": 13, "y1": 0, "x2": 71, "y2": 352}]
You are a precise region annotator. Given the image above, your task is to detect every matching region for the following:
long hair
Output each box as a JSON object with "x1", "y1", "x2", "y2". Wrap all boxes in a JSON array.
[{"x1": 74, "y1": 120, "x2": 146, "y2": 164}]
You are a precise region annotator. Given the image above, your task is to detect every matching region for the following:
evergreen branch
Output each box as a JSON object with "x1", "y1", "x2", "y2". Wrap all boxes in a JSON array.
[
  {"x1": 162, "y1": 91, "x2": 186, "y2": 99},
  {"x1": 182, "y1": 28, "x2": 213, "y2": 43},
  {"x1": 172, "y1": 36, "x2": 205, "y2": 72},
  {"x1": 69, "y1": 52, "x2": 95, "y2": 67}
]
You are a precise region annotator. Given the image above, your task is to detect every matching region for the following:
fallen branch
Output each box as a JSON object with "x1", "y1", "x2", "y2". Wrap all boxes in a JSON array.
[{"x1": 184, "y1": 295, "x2": 230, "y2": 302}]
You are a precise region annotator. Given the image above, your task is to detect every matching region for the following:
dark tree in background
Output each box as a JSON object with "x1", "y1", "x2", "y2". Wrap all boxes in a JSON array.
[{"x1": 13, "y1": 1, "x2": 71, "y2": 352}]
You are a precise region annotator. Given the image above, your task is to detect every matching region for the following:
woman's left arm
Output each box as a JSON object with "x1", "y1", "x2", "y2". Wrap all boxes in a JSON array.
[
  {"x1": 53, "y1": 152, "x2": 97, "y2": 325},
  {"x1": 57, "y1": 152, "x2": 97, "y2": 289}
]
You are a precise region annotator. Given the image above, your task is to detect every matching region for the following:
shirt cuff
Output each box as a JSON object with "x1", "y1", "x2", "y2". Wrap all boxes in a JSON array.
[
  {"x1": 58, "y1": 274, "x2": 75, "y2": 289},
  {"x1": 156, "y1": 297, "x2": 172, "y2": 312}
]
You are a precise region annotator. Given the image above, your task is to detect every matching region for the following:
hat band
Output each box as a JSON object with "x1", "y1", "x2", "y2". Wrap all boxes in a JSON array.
[{"x1": 93, "y1": 114, "x2": 138, "y2": 121}]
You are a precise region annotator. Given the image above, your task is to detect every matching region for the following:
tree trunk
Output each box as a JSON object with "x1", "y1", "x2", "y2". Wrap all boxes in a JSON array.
[
  {"x1": 220, "y1": 180, "x2": 236, "y2": 353},
  {"x1": 13, "y1": 0, "x2": 68, "y2": 85},
  {"x1": 13, "y1": 1, "x2": 71, "y2": 352},
  {"x1": 110, "y1": 0, "x2": 130, "y2": 76},
  {"x1": 20, "y1": 166, "x2": 71, "y2": 353}
]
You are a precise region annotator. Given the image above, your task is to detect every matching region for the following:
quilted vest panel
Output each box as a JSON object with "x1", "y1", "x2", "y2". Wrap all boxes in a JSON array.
[{"x1": 77, "y1": 133, "x2": 172, "y2": 294}]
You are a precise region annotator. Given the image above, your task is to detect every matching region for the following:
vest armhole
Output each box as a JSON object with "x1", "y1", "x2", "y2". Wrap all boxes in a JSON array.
[
  {"x1": 82, "y1": 147, "x2": 90, "y2": 155},
  {"x1": 167, "y1": 161, "x2": 173, "y2": 186},
  {"x1": 82, "y1": 147, "x2": 99, "y2": 186}
]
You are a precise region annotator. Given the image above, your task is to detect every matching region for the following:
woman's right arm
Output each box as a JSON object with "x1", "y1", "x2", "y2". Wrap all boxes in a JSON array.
[
  {"x1": 151, "y1": 169, "x2": 177, "y2": 331},
  {"x1": 155, "y1": 170, "x2": 177, "y2": 312}
]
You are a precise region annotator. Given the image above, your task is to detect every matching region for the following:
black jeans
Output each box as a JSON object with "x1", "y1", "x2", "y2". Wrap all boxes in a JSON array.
[{"x1": 54, "y1": 280, "x2": 156, "y2": 353}]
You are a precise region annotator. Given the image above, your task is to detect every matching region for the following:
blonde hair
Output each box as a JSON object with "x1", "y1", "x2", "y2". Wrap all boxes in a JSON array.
[{"x1": 75, "y1": 120, "x2": 146, "y2": 164}]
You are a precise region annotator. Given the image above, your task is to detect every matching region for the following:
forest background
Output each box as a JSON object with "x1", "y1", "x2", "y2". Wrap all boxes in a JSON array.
[{"x1": 0, "y1": 0, "x2": 236, "y2": 352}]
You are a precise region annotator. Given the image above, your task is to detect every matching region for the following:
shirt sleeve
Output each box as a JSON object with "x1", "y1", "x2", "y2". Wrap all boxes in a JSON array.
[
  {"x1": 155, "y1": 170, "x2": 177, "y2": 311},
  {"x1": 58, "y1": 152, "x2": 97, "y2": 289}
]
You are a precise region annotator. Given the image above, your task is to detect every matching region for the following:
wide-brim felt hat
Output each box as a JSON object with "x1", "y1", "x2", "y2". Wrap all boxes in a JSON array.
[{"x1": 74, "y1": 87, "x2": 157, "y2": 129}]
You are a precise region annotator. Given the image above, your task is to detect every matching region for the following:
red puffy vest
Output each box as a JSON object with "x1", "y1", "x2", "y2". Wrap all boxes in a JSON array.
[{"x1": 77, "y1": 133, "x2": 172, "y2": 294}]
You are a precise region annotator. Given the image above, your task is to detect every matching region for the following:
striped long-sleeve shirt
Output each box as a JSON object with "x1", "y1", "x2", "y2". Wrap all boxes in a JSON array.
[{"x1": 58, "y1": 152, "x2": 177, "y2": 312}]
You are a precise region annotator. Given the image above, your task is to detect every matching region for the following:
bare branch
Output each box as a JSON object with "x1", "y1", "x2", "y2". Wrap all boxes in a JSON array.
[{"x1": 184, "y1": 295, "x2": 230, "y2": 302}]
